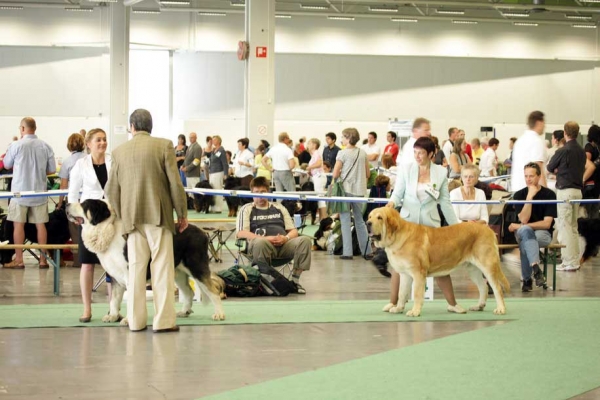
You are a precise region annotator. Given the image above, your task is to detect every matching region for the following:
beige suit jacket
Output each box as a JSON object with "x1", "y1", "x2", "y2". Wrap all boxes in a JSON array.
[{"x1": 105, "y1": 132, "x2": 187, "y2": 234}]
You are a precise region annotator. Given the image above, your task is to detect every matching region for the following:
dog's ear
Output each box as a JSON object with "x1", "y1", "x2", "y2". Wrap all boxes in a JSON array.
[
  {"x1": 384, "y1": 207, "x2": 400, "y2": 235},
  {"x1": 85, "y1": 200, "x2": 112, "y2": 226}
]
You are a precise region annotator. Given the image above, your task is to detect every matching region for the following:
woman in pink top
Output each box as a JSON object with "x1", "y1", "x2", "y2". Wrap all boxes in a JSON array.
[{"x1": 305, "y1": 138, "x2": 327, "y2": 221}]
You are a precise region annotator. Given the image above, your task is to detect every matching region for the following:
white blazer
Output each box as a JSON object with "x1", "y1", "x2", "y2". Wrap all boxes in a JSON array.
[{"x1": 68, "y1": 154, "x2": 112, "y2": 203}]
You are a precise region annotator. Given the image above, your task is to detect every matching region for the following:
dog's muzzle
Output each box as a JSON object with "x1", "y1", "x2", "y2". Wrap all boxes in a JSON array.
[
  {"x1": 65, "y1": 204, "x2": 85, "y2": 225},
  {"x1": 366, "y1": 221, "x2": 382, "y2": 241}
]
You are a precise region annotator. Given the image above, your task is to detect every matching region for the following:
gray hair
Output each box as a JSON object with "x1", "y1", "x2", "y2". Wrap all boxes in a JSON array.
[
  {"x1": 129, "y1": 109, "x2": 153, "y2": 133},
  {"x1": 342, "y1": 128, "x2": 360, "y2": 146}
]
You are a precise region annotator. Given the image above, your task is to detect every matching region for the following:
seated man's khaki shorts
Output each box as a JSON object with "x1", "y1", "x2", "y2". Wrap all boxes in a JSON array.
[{"x1": 7, "y1": 202, "x2": 49, "y2": 224}]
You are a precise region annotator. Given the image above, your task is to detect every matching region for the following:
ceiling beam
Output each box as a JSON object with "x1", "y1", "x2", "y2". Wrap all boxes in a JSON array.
[{"x1": 123, "y1": 0, "x2": 145, "y2": 6}]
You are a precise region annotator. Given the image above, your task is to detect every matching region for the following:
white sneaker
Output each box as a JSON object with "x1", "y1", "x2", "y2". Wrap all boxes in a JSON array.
[{"x1": 556, "y1": 264, "x2": 580, "y2": 271}]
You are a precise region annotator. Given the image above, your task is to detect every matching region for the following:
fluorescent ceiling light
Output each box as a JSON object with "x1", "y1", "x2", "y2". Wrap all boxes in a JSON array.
[
  {"x1": 301, "y1": 4, "x2": 329, "y2": 10},
  {"x1": 452, "y1": 20, "x2": 478, "y2": 24},
  {"x1": 391, "y1": 18, "x2": 418, "y2": 22},
  {"x1": 369, "y1": 6, "x2": 398, "y2": 12},
  {"x1": 573, "y1": 23, "x2": 597, "y2": 28},
  {"x1": 132, "y1": 9, "x2": 161, "y2": 14},
  {"x1": 161, "y1": 0, "x2": 190, "y2": 5},
  {"x1": 0, "y1": 5, "x2": 23, "y2": 10},
  {"x1": 501, "y1": 11, "x2": 529, "y2": 17},
  {"x1": 514, "y1": 22, "x2": 538, "y2": 26},
  {"x1": 565, "y1": 14, "x2": 593, "y2": 20},
  {"x1": 436, "y1": 9, "x2": 465, "y2": 15},
  {"x1": 275, "y1": 14, "x2": 292, "y2": 18},
  {"x1": 328, "y1": 15, "x2": 354, "y2": 20},
  {"x1": 198, "y1": 12, "x2": 226, "y2": 16},
  {"x1": 65, "y1": 7, "x2": 94, "y2": 12},
  {"x1": 579, "y1": 0, "x2": 600, "y2": 3},
  {"x1": 230, "y1": 1, "x2": 245, "y2": 6}
]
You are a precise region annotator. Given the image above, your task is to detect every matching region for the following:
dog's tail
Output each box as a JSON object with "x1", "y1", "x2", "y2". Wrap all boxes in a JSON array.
[{"x1": 196, "y1": 273, "x2": 224, "y2": 305}]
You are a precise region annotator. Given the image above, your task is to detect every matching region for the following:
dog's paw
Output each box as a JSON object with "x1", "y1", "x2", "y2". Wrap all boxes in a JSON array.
[
  {"x1": 119, "y1": 317, "x2": 129, "y2": 327},
  {"x1": 388, "y1": 305, "x2": 405, "y2": 314},
  {"x1": 406, "y1": 309, "x2": 421, "y2": 317},
  {"x1": 212, "y1": 312, "x2": 225, "y2": 321},
  {"x1": 382, "y1": 303, "x2": 397, "y2": 312},
  {"x1": 493, "y1": 307, "x2": 506, "y2": 315},
  {"x1": 102, "y1": 313, "x2": 123, "y2": 323},
  {"x1": 177, "y1": 310, "x2": 193, "y2": 318},
  {"x1": 469, "y1": 304, "x2": 486, "y2": 312}
]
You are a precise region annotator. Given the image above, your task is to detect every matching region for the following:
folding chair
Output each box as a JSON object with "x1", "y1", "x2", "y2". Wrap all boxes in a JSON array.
[
  {"x1": 235, "y1": 238, "x2": 294, "y2": 279},
  {"x1": 204, "y1": 225, "x2": 237, "y2": 263}
]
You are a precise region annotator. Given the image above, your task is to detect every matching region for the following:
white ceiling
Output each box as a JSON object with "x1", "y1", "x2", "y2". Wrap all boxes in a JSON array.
[{"x1": 1, "y1": 0, "x2": 600, "y2": 26}]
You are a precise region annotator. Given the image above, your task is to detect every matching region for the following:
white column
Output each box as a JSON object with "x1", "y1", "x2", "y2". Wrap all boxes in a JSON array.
[
  {"x1": 108, "y1": 2, "x2": 130, "y2": 151},
  {"x1": 244, "y1": 0, "x2": 275, "y2": 147}
]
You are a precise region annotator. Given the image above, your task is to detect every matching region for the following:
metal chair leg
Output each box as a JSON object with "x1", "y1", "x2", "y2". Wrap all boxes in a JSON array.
[{"x1": 93, "y1": 271, "x2": 107, "y2": 292}]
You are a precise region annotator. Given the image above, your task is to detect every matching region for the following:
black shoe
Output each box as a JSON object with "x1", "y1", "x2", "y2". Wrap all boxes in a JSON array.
[
  {"x1": 532, "y1": 264, "x2": 546, "y2": 287},
  {"x1": 340, "y1": 255, "x2": 353, "y2": 260},
  {"x1": 522, "y1": 278, "x2": 533, "y2": 292}
]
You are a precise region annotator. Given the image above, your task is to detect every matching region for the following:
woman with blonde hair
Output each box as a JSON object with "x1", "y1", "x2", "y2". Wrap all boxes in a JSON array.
[{"x1": 68, "y1": 128, "x2": 112, "y2": 323}]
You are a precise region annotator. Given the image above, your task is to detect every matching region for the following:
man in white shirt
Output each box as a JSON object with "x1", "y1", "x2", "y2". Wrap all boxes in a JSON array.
[
  {"x1": 442, "y1": 127, "x2": 458, "y2": 161},
  {"x1": 479, "y1": 138, "x2": 499, "y2": 177},
  {"x1": 361, "y1": 131, "x2": 381, "y2": 169},
  {"x1": 233, "y1": 138, "x2": 255, "y2": 187},
  {"x1": 262, "y1": 132, "x2": 296, "y2": 192},
  {"x1": 511, "y1": 111, "x2": 548, "y2": 192},
  {"x1": 398, "y1": 118, "x2": 432, "y2": 166}
]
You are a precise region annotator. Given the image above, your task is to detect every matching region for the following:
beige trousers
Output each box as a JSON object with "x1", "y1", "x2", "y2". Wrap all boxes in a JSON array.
[{"x1": 127, "y1": 224, "x2": 176, "y2": 331}]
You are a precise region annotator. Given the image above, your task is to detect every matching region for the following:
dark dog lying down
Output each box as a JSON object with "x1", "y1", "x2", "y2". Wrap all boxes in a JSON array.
[
  {"x1": 66, "y1": 199, "x2": 225, "y2": 323},
  {"x1": 0, "y1": 208, "x2": 71, "y2": 265},
  {"x1": 578, "y1": 217, "x2": 600, "y2": 263}
]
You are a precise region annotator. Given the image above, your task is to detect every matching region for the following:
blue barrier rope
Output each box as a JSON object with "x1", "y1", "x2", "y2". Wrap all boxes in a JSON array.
[{"x1": 1, "y1": 188, "x2": 600, "y2": 205}]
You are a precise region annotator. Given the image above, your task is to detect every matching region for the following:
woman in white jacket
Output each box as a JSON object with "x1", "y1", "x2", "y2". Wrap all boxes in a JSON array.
[{"x1": 68, "y1": 128, "x2": 111, "y2": 323}]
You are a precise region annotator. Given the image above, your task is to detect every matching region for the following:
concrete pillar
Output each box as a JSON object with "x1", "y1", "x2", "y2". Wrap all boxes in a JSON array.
[
  {"x1": 108, "y1": 2, "x2": 130, "y2": 151},
  {"x1": 244, "y1": 0, "x2": 275, "y2": 147}
]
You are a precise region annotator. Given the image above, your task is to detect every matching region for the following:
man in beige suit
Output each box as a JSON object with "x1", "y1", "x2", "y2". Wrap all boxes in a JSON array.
[{"x1": 105, "y1": 109, "x2": 188, "y2": 333}]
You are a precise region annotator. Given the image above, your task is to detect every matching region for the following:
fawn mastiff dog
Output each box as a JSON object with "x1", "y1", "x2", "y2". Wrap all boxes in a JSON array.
[{"x1": 367, "y1": 207, "x2": 510, "y2": 317}]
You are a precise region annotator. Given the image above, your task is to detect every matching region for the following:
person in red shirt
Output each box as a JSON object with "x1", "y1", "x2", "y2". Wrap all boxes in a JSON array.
[
  {"x1": 384, "y1": 131, "x2": 399, "y2": 161},
  {"x1": 459, "y1": 129, "x2": 473, "y2": 162}
]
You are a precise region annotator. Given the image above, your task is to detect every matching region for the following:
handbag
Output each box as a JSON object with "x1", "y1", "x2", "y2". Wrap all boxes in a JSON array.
[{"x1": 326, "y1": 150, "x2": 361, "y2": 215}]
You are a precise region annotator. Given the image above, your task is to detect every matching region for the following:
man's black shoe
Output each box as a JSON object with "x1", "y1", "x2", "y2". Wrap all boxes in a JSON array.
[
  {"x1": 522, "y1": 278, "x2": 533, "y2": 292},
  {"x1": 532, "y1": 264, "x2": 546, "y2": 287}
]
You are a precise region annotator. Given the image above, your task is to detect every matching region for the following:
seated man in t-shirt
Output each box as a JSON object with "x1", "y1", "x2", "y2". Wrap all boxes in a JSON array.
[
  {"x1": 508, "y1": 162, "x2": 557, "y2": 292},
  {"x1": 236, "y1": 177, "x2": 311, "y2": 294}
]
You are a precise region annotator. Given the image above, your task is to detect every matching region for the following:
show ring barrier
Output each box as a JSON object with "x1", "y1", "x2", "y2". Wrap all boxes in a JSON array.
[{"x1": 0, "y1": 187, "x2": 596, "y2": 296}]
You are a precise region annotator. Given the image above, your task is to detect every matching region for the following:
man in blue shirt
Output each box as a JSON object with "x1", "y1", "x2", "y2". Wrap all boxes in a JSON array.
[{"x1": 3, "y1": 117, "x2": 56, "y2": 269}]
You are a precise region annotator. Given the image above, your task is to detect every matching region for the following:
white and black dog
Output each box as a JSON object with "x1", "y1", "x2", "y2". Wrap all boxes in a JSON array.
[{"x1": 66, "y1": 199, "x2": 225, "y2": 323}]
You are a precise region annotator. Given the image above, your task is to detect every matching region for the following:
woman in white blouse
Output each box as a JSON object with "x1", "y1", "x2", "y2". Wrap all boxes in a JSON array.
[
  {"x1": 68, "y1": 129, "x2": 111, "y2": 323},
  {"x1": 233, "y1": 138, "x2": 255, "y2": 187},
  {"x1": 450, "y1": 164, "x2": 489, "y2": 224}
]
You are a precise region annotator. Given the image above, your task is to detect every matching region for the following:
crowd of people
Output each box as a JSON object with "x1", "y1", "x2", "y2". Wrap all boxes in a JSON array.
[{"x1": 2, "y1": 109, "x2": 600, "y2": 330}]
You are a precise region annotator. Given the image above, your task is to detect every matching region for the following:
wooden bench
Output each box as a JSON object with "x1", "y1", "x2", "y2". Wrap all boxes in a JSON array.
[
  {"x1": 0, "y1": 244, "x2": 78, "y2": 296},
  {"x1": 498, "y1": 243, "x2": 565, "y2": 291}
]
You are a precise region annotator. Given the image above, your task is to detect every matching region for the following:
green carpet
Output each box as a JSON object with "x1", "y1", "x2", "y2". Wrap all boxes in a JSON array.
[
  {"x1": 0, "y1": 299, "x2": 512, "y2": 329},
  {"x1": 202, "y1": 298, "x2": 600, "y2": 400}
]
